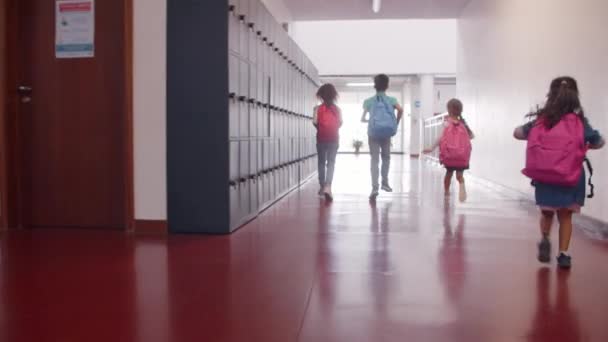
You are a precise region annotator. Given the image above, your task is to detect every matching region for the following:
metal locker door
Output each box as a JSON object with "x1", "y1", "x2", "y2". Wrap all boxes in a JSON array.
[
  {"x1": 249, "y1": 139, "x2": 258, "y2": 179},
  {"x1": 229, "y1": 182, "x2": 240, "y2": 228},
  {"x1": 229, "y1": 98, "x2": 239, "y2": 139},
  {"x1": 230, "y1": 141, "x2": 239, "y2": 183},
  {"x1": 228, "y1": 2, "x2": 240, "y2": 55},
  {"x1": 237, "y1": 0, "x2": 249, "y2": 60},
  {"x1": 247, "y1": 0, "x2": 257, "y2": 65},
  {"x1": 239, "y1": 141, "x2": 250, "y2": 179},
  {"x1": 239, "y1": 140, "x2": 250, "y2": 217},
  {"x1": 256, "y1": 139, "x2": 263, "y2": 174},
  {"x1": 239, "y1": 59, "x2": 249, "y2": 137}
]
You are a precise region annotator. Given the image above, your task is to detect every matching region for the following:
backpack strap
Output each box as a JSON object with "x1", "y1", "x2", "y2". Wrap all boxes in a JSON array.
[{"x1": 585, "y1": 157, "x2": 595, "y2": 199}]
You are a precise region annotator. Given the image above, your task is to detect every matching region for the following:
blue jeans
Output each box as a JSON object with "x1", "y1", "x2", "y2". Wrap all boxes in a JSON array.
[
  {"x1": 317, "y1": 142, "x2": 339, "y2": 186},
  {"x1": 369, "y1": 137, "x2": 391, "y2": 190}
]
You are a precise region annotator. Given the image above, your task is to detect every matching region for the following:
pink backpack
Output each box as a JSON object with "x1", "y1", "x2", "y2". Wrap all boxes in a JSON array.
[
  {"x1": 440, "y1": 118, "x2": 472, "y2": 168},
  {"x1": 522, "y1": 113, "x2": 586, "y2": 186}
]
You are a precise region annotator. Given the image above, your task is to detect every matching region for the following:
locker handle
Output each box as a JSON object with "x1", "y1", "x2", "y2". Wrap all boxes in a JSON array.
[
  {"x1": 239, "y1": 15, "x2": 246, "y2": 22},
  {"x1": 248, "y1": 98, "x2": 255, "y2": 104},
  {"x1": 263, "y1": 37, "x2": 268, "y2": 42},
  {"x1": 268, "y1": 42, "x2": 274, "y2": 47},
  {"x1": 256, "y1": 101, "x2": 263, "y2": 106},
  {"x1": 238, "y1": 95, "x2": 247, "y2": 102},
  {"x1": 239, "y1": 177, "x2": 247, "y2": 183},
  {"x1": 274, "y1": 47, "x2": 279, "y2": 52},
  {"x1": 248, "y1": 175, "x2": 256, "y2": 180},
  {"x1": 248, "y1": 23, "x2": 255, "y2": 29},
  {"x1": 229, "y1": 180, "x2": 237, "y2": 187},
  {"x1": 228, "y1": 5, "x2": 235, "y2": 12},
  {"x1": 257, "y1": 30, "x2": 262, "y2": 36},
  {"x1": 229, "y1": 92, "x2": 236, "y2": 99}
]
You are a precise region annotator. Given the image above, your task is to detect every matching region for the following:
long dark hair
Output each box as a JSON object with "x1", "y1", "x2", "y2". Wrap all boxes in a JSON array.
[
  {"x1": 316, "y1": 83, "x2": 338, "y2": 105},
  {"x1": 528, "y1": 76, "x2": 584, "y2": 128}
]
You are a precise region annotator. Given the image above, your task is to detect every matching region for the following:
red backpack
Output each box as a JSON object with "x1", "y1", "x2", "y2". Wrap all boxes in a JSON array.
[
  {"x1": 439, "y1": 117, "x2": 472, "y2": 168},
  {"x1": 317, "y1": 104, "x2": 340, "y2": 142}
]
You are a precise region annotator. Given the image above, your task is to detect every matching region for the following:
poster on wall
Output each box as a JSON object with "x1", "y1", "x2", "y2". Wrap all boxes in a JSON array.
[{"x1": 55, "y1": 0, "x2": 95, "y2": 58}]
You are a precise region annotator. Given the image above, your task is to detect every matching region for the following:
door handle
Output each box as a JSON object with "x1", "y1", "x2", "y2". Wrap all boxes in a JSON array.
[{"x1": 17, "y1": 86, "x2": 33, "y2": 103}]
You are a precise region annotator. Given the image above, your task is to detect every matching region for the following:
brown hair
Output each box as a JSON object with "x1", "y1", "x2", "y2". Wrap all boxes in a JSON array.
[
  {"x1": 447, "y1": 98, "x2": 463, "y2": 114},
  {"x1": 527, "y1": 76, "x2": 584, "y2": 128},
  {"x1": 316, "y1": 83, "x2": 338, "y2": 105},
  {"x1": 374, "y1": 74, "x2": 390, "y2": 92}
]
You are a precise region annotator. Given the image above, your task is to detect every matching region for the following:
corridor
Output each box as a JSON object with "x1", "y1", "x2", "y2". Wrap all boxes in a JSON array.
[{"x1": 1, "y1": 155, "x2": 607, "y2": 342}]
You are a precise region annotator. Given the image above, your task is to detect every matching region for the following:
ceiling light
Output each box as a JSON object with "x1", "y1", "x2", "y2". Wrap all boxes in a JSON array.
[
  {"x1": 372, "y1": 0, "x2": 381, "y2": 13},
  {"x1": 347, "y1": 82, "x2": 374, "y2": 87}
]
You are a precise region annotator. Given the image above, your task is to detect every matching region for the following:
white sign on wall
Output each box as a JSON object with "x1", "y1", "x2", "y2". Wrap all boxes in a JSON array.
[{"x1": 56, "y1": 0, "x2": 95, "y2": 58}]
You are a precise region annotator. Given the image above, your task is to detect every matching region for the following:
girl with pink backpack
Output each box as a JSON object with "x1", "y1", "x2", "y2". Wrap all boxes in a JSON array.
[
  {"x1": 424, "y1": 99, "x2": 475, "y2": 202},
  {"x1": 514, "y1": 77, "x2": 605, "y2": 269}
]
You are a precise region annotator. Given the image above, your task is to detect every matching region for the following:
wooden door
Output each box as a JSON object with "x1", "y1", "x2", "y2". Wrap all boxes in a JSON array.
[{"x1": 15, "y1": 0, "x2": 126, "y2": 229}]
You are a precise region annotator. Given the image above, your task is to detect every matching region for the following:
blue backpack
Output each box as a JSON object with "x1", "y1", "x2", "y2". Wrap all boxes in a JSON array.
[{"x1": 368, "y1": 96, "x2": 397, "y2": 138}]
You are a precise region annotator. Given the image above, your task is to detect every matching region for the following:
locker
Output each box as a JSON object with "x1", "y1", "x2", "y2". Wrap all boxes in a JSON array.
[
  {"x1": 239, "y1": 141, "x2": 250, "y2": 178},
  {"x1": 237, "y1": 0, "x2": 249, "y2": 59},
  {"x1": 228, "y1": 3, "x2": 240, "y2": 54},
  {"x1": 229, "y1": 184, "x2": 240, "y2": 227},
  {"x1": 239, "y1": 180, "x2": 250, "y2": 218},
  {"x1": 230, "y1": 98, "x2": 240, "y2": 138},
  {"x1": 229, "y1": 53, "x2": 239, "y2": 97},
  {"x1": 249, "y1": 178, "x2": 259, "y2": 215},
  {"x1": 249, "y1": 139, "x2": 258, "y2": 176},
  {"x1": 263, "y1": 139, "x2": 270, "y2": 170},
  {"x1": 256, "y1": 140, "x2": 263, "y2": 174},
  {"x1": 230, "y1": 141, "x2": 239, "y2": 182}
]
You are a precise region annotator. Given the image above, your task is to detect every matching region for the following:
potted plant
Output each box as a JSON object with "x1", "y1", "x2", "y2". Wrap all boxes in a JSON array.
[{"x1": 353, "y1": 139, "x2": 363, "y2": 155}]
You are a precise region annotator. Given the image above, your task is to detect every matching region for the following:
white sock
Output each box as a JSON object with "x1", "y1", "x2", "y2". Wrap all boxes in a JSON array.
[{"x1": 559, "y1": 251, "x2": 570, "y2": 256}]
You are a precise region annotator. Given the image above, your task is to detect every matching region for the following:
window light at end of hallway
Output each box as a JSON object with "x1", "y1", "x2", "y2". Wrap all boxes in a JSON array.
[
  {"x1": 372, "y1": 0, "x2": 381, "y2": 13},
  {"x1": 346, "y1": 82, "x2": 374, "y2": 87}
]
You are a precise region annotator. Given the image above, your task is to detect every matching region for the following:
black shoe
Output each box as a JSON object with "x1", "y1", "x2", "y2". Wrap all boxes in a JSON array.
[
  {"x1": 369, "y1": 190, "x2": 379, "y2": 201},
  {"x1": 537, "y1": 238, "x2": 551, "y2": 263},
  {"x1": 557, "y1": 253, "x2": 572, "y2": 269},
  {"x1": 381, "y1": 184, "x2": 393, "y2": 192}
]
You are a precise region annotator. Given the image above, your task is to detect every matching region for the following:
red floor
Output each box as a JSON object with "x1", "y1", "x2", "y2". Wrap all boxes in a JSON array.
[{"x1": 1, "y1": 156, "x2": 608, "y2": 342}]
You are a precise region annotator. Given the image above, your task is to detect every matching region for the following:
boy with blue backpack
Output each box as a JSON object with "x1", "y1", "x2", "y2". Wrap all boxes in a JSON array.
[{"x1": 361, "y1": 74, "x2": 404, "y2": 200}]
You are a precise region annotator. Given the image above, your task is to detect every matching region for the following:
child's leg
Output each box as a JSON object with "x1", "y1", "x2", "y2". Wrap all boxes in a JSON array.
[
  {"x1": 317, "y1": 144, "x2": 327, "y2": 189},
  {"x1": 456, "y1": 171, "x2": 467, "y2": 202},
  {"x1": 540, "y1": 210, "x2": 554, "y2": 238},
  {"x1": 444, "y1": 170, "x2": 454, "y2": 195},
  {"x1": 537, "y1": 210, "x2": 554, "y2": 263},
  {"x1": 557, "y1": 209, "x2": 574, "y2": 253}
]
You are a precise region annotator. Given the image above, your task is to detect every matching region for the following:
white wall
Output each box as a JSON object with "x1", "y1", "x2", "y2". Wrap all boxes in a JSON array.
[
  {"x1": 291, "y1": 20, "x2": 457, "y2": 76},
  {"x1": 458, "y1": 0, "x2": 608, "y2": 222},
  {"x1": 261, "y1": 0, "x2": 293, "y2": 24},
  {"x1": 433, "y1": 83, "x2": 456, "y2": 114},
  {"x1": 133, "y1": 0, "x2": 167, "y2": 220}
]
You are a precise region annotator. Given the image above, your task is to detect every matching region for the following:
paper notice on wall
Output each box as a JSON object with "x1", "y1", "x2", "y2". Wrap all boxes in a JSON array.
[{"x1": 56, "y1": 0, "x2": 95, "y2": 58}]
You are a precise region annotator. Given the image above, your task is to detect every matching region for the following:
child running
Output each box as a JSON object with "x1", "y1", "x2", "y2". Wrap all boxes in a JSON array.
[
  {"x1": 514, "y1": 76, "x2": 605, "y2": 269},
  {"x1": 313, "y1": 83, "x2": 343, "y2": 201},
  {"x1": 361, "y1": 74, "x2": 404, "y2": 200},
  {"x1": 423, "y1": 99, "x2": 474, "y2": 202}
]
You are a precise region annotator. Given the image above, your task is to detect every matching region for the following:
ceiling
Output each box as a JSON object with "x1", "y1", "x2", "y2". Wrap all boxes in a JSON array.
[{"x1": 282, "y1": 0, "x2": 471, "y2": 20}]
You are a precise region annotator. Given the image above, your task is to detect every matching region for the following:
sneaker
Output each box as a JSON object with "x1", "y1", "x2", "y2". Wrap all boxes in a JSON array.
[
  {"x1": 369, "y1": 190, "x2": 379, "y2": 201},
  {"x1": 557, "y1": 253, "x2": 572, "y2": 269},
  {"x1": 537, "y1": 237, "x2": 551, "y2": 263},
  {"x1": 381, "y1": 184, "x2": 393, "y2": 192},
  {"x1": 323, "y1": 185, "x2": 333, "y2": 201},
  {"x1": 318, "y1": 187, "x2": 324, "y2": 196}
]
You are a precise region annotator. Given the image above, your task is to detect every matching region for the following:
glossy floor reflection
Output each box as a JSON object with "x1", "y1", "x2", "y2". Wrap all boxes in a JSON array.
[{"x1": 1, "y1": 155, "x2": 608, "y2": 342}]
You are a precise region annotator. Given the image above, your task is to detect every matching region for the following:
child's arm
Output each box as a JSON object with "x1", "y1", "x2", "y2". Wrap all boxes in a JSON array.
[
  {"x1": 312, "y1": 106, "x2": 319, "y2": 128},
  {"x1": 423, "y1": 122, "x2": 447, "y2": 153},
  {"x1": 394, "y1": 103, "x2": 404, "y2": 124},
  {"x1": 584, "y1": 118, "x2": 605, "y2": 149},
  {"x1": 513, "y1": 121, "x2": 534, "y2": 140},
  {"x1": 361, "y1": 110, "x2": 369, "y2": 123},
  {"x1": 336, "y1": 106, "x2": 344, "y2": 127}
]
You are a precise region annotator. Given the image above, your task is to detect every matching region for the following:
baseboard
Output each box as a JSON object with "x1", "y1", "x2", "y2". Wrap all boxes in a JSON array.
[{"x1": 134, "y1": 220, "x2": 168, "y2": 234}]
